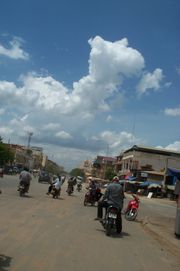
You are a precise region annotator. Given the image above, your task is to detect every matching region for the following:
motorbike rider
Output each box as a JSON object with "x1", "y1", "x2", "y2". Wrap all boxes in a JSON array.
[
  {"x1": 94, "y1": 176, "x2": 124, "y2": 233},
  {"x1": 67, "y1": 176, "x2": 76, "y2": 193},
  {"x1": 76, "y1": 176, "x2": 83, "y2": 191},
  {"x1": 89, "y1": 180, "x2": 97, "y2": 202},
  {"x1": 18, "y1": 167, "x2": 32, "y2": 192},
  {"x1": 46, "y1": 175, "x2": 62, "y2": 195}
]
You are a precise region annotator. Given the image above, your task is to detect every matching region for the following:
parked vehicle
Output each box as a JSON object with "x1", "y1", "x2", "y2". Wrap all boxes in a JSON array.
[
  {"x1": 38, "y1": 172, "x2": 51, "y2": 183},
  {"x1": 124, "y1": 194, "x2": 140, "y2": 221},
  {"x1": 101, "y1": 204, "x2": 122, "y2": 236},
  {"x1": 84, "y1": 187, "x2": 102, "y2": 206}
]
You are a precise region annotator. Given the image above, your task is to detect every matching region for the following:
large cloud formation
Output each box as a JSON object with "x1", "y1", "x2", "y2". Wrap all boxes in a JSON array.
[{"x1": 0, "y1": 36, "x2": 178, "y2": 170}]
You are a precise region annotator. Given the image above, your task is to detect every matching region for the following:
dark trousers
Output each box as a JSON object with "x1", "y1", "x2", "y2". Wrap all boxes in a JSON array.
[
  {"x1": 97, "y1": 201, "x2": 122, "y2": 233},
  {"x1": 48, "y1": 185, "x2": 53, "y2": 193}
]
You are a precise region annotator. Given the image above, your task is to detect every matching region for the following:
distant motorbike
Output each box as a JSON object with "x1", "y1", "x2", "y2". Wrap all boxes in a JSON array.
[
  {"x1": 51, "y1": 186, "x2": 61, "y2": 199},
  {"x1": 124, "y1": 194, "x2": 140, "y2": 221},
  {"x1": 101, "y1": 204, "x2": 122, "y2": 236},
  {"x1": 77, "y1": 183, "x2": 82, "y2": 192},
  {"x1": 84, "y1": 187, "x2": 102, "y2": 206},
  {"x1": 67, "y1": 184, "x2": 74, "y2": 195}
]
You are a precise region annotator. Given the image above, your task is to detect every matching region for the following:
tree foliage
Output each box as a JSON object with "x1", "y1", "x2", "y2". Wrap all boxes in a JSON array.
[
  {"x1": 0, "y1": 138, "x2": 15, "y2": 166},
  {"x1": 104, "y1": 168, "x2": 116, "y2": 181}
]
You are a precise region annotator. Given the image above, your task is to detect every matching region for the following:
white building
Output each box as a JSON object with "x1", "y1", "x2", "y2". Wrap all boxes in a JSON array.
[{"x1": 116, "y1": 145, "x2": 180, "y2": 178}]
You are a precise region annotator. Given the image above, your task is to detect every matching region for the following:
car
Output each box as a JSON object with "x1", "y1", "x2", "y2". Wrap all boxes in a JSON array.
[{"x1": 38, "y1": 172, "x2": 51, "y2": 183}]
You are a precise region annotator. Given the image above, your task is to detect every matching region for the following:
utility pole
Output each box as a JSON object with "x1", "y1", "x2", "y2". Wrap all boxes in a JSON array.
[{"x1": 27, "y1": 132, "x2": 33, "y2": 148}]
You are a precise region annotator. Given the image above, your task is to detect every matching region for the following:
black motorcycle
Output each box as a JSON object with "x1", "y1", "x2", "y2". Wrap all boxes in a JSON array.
[
  {"x1": 51, "y1": 186, "x2": 61, "y2": 199},
  {"x1": 84, "y1": 188, "x2": 102, "y2": 206},
  {"x1": 101, "y1": 205, "x2": 122, "y2": 236},
  {"x1": 19, "y1": 183, "x2": 28, "y2": 197},
  {"x1": 77, "y1": 183, "x2": 82, "y2": 192}
]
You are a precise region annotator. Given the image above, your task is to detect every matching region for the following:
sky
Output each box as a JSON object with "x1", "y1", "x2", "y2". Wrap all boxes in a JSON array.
[{"x1": 0, "y1": 0, "x2": 180, "y2": 171}]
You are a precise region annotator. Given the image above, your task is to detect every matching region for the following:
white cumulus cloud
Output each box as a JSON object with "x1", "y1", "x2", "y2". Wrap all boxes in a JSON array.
[
  {"x1": 136, "y1": 68, "x2": 164, "y2": 96},
  {"x1": 164, "y1": 106, "x2": 180, "y2": 116},
  {"x1": 55, "y1": 131, "x2": 72, "y2": 139},
  {"x1": 0, "y1": 37, "x2": 29, "y2": 60}
]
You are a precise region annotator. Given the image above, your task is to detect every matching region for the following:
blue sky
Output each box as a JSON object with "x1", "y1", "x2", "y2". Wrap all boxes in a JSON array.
[{"x1": 0, "y1": 0, "x2": 180, "y2": 171}]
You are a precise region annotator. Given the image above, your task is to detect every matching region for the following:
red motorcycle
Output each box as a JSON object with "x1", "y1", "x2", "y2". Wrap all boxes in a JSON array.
[{"x1": 124, "y1": 194, "x2": 140, "y2": 221}]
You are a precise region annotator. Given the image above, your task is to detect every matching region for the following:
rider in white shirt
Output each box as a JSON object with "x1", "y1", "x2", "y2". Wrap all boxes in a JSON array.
[{"x1": 53, "y1": 177, "x2": 62, "y2": 190}]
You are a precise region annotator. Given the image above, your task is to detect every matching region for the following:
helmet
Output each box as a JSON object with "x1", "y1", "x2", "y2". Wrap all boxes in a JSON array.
[{"x1": 112, "y1": 176, "x2": 119, "y2": 182}]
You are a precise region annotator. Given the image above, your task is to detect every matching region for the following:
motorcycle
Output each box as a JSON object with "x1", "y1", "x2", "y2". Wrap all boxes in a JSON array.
[
  {"x1": 101, "y1": 204, "x2": 122, "y2": 236},
  {"x1": 77, "y1": 183, "x2": 82, "y2": 192},
  {"x1": 51, "y1": 186, "x2": 61, "y2": 199},
  {"x1": 124, "y1": 194, "x2": 140, "y2": 221},
  {"x1": 84, "y1": 187, "x2": 102, "y2": 206},
  {"x1": 18, "y1": 182, "x2": 29, "y2": 197},
  {"x1": 67, "y1": 184, "x2": 74, "y2": 195}
]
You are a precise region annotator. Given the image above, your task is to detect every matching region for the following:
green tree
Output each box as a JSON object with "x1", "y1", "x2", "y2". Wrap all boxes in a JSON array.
[
  {"x1": 104, "y1": 168, "x2": 116, "y2": 181},
  {"x1": 0, "y1": 138, "x2": 15, "y2": 166}
]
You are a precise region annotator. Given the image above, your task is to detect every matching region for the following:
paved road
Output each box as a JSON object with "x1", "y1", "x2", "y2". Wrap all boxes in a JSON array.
[{"x1": 0, "y1": 175, "x2": 179, "y2": 271}]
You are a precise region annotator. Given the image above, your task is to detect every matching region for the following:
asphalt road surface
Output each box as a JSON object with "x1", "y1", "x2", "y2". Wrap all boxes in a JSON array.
[{"x1": 0, "y1": 175, "x2": 179, "y2": 271}]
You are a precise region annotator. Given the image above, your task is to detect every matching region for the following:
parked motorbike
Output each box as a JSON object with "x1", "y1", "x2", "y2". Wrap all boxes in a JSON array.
[
  {"x1": 101, "y1": 204, "x2": 122, "y2": 236},
  {"x1": 84, "y1": 187, "x2": 102, "y2": 206},
  {"x1": 124, "y1": 194, "x2": 140, "y2": 221},
  {"x1": 51, "y1": 186, "x2": 61, "y2": 199}
]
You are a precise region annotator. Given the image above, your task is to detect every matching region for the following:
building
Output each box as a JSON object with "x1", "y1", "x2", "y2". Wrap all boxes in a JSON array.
[
  {"x1": 92, "y1": 155, "x2": 116, "y2": 179},
  {"x1": 116, "y1": 145, "x2": 180, "y2": 180}
]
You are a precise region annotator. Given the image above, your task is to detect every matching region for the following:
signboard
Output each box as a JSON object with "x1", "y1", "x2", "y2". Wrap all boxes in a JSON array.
[{"x1": 141, "y1": 172, "x2": 148, "y2": 178}]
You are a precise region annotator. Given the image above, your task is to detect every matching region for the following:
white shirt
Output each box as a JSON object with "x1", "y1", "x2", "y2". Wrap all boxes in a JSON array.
[{"x1": 53, "y1": 178, "x2": 62, "y2": 189}]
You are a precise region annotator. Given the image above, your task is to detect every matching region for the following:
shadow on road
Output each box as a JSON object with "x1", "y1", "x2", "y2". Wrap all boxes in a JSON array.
[
  {"x1": 0, "y1": 254, "x2": 12, "y2": 271},
  {"x1": 19, "y1": 195, "x2": 34, "y2": 199},
  {"x1": 96, "y1": 228, "x2": 130, "y2": 238}
]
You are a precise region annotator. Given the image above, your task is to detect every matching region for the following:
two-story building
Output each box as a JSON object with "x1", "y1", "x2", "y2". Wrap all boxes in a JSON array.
[{"x1": 115, "y1": 145, "x2": 180, "y2": 180}]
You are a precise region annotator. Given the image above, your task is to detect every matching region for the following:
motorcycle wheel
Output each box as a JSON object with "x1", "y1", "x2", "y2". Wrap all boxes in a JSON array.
[
  {"x1": 105, "y1": 221, "x2": 112, "y2": 236},
  {"x1": 125, "y1": 208, "x2": 138, "y2": 221}
]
